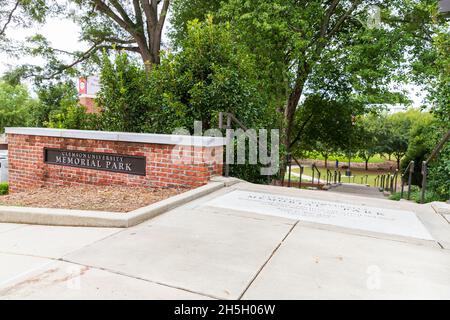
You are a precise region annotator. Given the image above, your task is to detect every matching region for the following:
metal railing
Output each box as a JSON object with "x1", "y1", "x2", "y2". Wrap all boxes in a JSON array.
[
  {"x1": 311, "y1": 163, "x2": 321, "y2": 186},
  {"x1": 400, "y1": 161, "x2": 415, "y2": 200},
  {"x1": 375, "y1": 170, "x2": 398, "y2": 193},
  {"x1": 284, "y1": 152, "x2": 305, "y2": 188},
  {"x1": 360, "y1": 175, "x2": 368, "y2": 185},
  {"x1": 326, "y1": 169, "x2": 333, "y2": 185},
  {"x1": 218, "y1": 112, "x2": 272, "y2": 181}
]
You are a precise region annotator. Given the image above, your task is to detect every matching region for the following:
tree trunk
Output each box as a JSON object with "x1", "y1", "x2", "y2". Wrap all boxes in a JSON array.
[
  {"x1": 396, "y1": 156, "x2": 401, "y2": 170},
  {"x1": 324, "y1": 155, "x2": 328, "y2": 168},
  {"x1": 136, "y1": 38, "x2": 154, "y2": 74},
  {"x1": 280, "y1": 76, "x2": 307, "y2": 180},
  {"x1": 365, "y1": 159, "x2": 369, "y2": 171},
  {"x1": 283, "y1": 73, "x2": 308, "y2": 152}
]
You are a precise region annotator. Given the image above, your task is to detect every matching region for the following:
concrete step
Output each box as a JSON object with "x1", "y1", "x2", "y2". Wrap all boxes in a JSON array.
[{"x1": 326, "y1": 183, "x2": 387, "y2": 199}]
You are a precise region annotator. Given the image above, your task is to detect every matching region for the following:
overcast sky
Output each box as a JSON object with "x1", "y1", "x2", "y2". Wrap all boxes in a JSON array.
[{"x1": 0, "y1": 11, "x2": 426, "y2": 109}]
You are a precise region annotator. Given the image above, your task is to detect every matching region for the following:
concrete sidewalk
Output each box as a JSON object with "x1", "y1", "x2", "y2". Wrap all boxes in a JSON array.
[{"x1": 0, "y1": 182, "x2": 449, "y2": 300}]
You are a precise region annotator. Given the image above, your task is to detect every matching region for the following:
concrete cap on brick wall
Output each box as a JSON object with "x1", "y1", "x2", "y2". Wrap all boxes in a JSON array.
[{"x1": 5, "y1": 127, "x2": 226, "y2": 147}]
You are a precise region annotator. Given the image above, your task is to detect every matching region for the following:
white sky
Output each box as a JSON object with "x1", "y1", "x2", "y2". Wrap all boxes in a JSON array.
[{"x1": 0, "y1": 12, "x2": 426, "y2": 108}]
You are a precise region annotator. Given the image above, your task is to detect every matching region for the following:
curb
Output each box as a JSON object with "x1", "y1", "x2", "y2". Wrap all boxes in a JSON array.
[{"x1": 0, "y1": 180, "x2": 228, "y2": 228}]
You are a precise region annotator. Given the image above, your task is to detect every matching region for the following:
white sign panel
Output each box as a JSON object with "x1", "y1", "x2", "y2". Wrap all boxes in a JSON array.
[
  {"x1": 205, "y1": 190, "x2": 433, "y2": 240},
  {"x1": 79, "y1": 76, "x2": 101, "y2": 96}
]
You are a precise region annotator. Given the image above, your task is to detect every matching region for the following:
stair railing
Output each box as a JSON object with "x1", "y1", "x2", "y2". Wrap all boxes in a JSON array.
[
  {"x1": 311, "y1": 163, "x2": 321, "y2": 186},
  {"x1": 283, "y1": 152, "x2": 305, "y2": 189},
  {"x1": 326, "y1": 169, "x2": 333, "y2": 185},
  {"x1": 400, "y1": 161, "x2": 415, "y2": 200},
  {"x1": 219, "y1": 112, "x2": 273, "y2": 182}
]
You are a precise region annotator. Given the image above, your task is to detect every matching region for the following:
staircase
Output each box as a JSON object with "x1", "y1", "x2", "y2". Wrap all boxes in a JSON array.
[{"x1": 326, "y1": 183, "x2": 386, "y2": 199}]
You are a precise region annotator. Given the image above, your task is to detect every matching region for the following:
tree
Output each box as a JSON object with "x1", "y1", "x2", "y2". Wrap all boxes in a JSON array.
[
  {"x1": 355, "y1": 114, "x2": 384, "y2": 171},
  {"x1": 0, "y1": 1, "x2": 64, "y2": 84},
  {"x1": 153, "y1": 18, "x2": 270, "y2": 131},
  {"x1": 78, "y1": 0, "x2": 171, "y2": 72},
  {"x1": 5, "y1": 0, "x2": 171, "y2": 81},
  {"x1": 0, "y1": 0, "x2": 51, "y2": 41},
  {"x1": 171, "y1": 0, "x2": 437, "y2": 178},
  {"x1": 293, "y1": 95, "x2": 363, "y2": 168},
  {"x1": 28, "y1": 81, "x2": 79, "y2": 127},
  {"x1": 170, "y1": 0, "x2": 221, "y2": 46},
  {"x1": 0, "y1": 81, "x2": 36, "y2": 132},
  {"x1": 401, "y1": 114, "x2": 438, "y2": 185},
  {"x1": 384, "y1": 109, "x2": 431, "y2": 170},
  {"x1": 97, "y1": 18, "x2": 274, "y2": 135},
  {"x1": 97, "y1": 52, "x2": 150, "y2": 132}
]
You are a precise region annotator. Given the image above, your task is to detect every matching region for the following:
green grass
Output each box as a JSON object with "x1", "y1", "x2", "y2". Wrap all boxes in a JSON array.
[
  {"x1": 302, "y1": 151, "x2": 388, "y2": 164},
  {"x1": 288, "y1": 166, "x2": 387, "y2": 187},
  {"x1": 0, "y1": 183, "x2": 8, "y2": 195},
  {"x1": 389, "y1": 186, "x2": 443, "y2": 204}
]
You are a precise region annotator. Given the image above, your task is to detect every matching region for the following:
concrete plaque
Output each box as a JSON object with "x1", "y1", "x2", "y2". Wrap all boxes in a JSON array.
[
  {"x1": 206, "y1": 190, "x2": 433, "y2": 240},
  {"x1": 44, "y1": 148, "x2": 146, "y2": 176}
]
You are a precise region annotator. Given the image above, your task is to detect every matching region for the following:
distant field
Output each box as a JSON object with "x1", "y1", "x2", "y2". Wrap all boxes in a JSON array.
[
  {"x1": 288, "y1": 166, "x2": 390, "y2": 187},
  {"x1": 302, "y1": 152, "x2": 388, "y2": 164}
]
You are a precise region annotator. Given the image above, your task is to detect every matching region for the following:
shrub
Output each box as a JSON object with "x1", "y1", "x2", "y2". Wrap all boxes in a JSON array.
[
  {"x1": 46, "y1": 105, "x2": 101, "y2": 130},
  {"x1": 389, "y1": 187, "x2": 443, "y2": 204},
  {"x1": 0, "y1": 183, "x2": 8, "y2": 195}
]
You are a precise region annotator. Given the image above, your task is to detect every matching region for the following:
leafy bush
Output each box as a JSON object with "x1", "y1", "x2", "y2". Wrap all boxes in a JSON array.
[
  {"x1": 389, "y1": 187, "x2": 442, "y2": 204},
  {"x1": 29, "y1": 81, "x2": 79, "y2": 127},
  {"x1": 427, "y1": 143, "x2": 450, "y2": 201},
  {"x1": 97, "y1": 52, "x2": 150, "y2": 133},
  {"x1": 0, "y1": 81, "x2": 37, "y2": 132},
  {"x1": 0, "y1": 183, "x2": 8, "y2": 195},
  {"x1": 401, "y1": 115, "x2": 439, "y2": 186},
  {"x1": 46, "y1": 105, "x2": 101, "y2": 130}
]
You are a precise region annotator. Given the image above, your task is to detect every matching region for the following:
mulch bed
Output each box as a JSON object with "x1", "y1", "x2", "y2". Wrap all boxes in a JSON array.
[{"x1": 0, "y1": 185, "x2": 191, "y2": 213}]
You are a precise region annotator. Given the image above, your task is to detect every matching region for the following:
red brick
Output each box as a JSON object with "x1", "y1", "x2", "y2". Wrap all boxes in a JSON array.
[{"x1": 8, "y1": 134, "x2": 224, "y2": 193}]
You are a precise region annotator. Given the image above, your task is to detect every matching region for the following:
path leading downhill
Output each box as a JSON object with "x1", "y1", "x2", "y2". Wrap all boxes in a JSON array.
[{"x1": 327, "y1": 183, "x2": 387, "y2": 199}]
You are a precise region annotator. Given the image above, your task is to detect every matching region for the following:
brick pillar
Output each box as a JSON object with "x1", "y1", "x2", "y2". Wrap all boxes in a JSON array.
[{"x1": 79, "y1": 95, "x2": 100, "y2": 114}]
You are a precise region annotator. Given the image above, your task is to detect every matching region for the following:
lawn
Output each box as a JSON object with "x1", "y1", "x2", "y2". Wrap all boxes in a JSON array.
[
  {"x1": 288, "y1": 166, "x2": 392, "y2": 187},
  {"x1": 302, "y1": 151, "x2": 388, "y2": 164}
]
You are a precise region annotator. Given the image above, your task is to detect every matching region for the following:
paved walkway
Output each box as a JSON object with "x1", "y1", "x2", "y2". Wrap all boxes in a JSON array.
[
  {"x1": 327, "y1": 183, "x2": 387, "y2": 199},
  {"x1": 0, "y1": 181, "x2": 449, "y2": 299}
]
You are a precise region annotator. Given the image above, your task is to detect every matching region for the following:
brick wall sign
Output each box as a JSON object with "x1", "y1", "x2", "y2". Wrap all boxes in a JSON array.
[{"x1": 6, "y1": 128, "x2": 225, "y2": 193}]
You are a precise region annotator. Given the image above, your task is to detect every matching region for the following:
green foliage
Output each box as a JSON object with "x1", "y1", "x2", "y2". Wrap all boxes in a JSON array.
[
  {"x1": 95, "y1": 19, "x2": 279, "y2": 182},
  {"x1": 427, "y1": 142, "x2": 450, "y2": 200},
  {"x1": 401, "y1": 113, "x2": 438, "y2": 183},
  {"x1": 157, "y1": 18, "x2": 272, "y2": 131},
  {"x1": 97, "y1": 52, "x2": 149, "y2": 132},
  {"x1": 46, "y1": 105, "x2": 100, "y2": 130},
  {"x1": 389, "y1": 188, "x2": 443, "y2": 204},
  {"x1": 354, "y1": 114, "x2": 387, "y2": 169},
  {"x1": 98, "y1": 19, "x2": 277, "y2": 134},
  {"x1": 0, "y1": 182, "x2": 8, "y2": 195},
  {"x1": 29, "y1": 81, "x2": 79, "y2": 127},
  {"x1": 171, "y1": 0, "x2": 222, "y2": 47},
  {"x1": 293, "y1": 95, "x2": 363, "y2": 161},
  {"x1": 0, "y1": 81, "x2": 36, "y2": 132},
  {"x1": 379, "y1": 109, "x2": 433, "y2": 169},
  {"x1": 25, "y1": 80, "x2": 101, "y2": 131}
]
